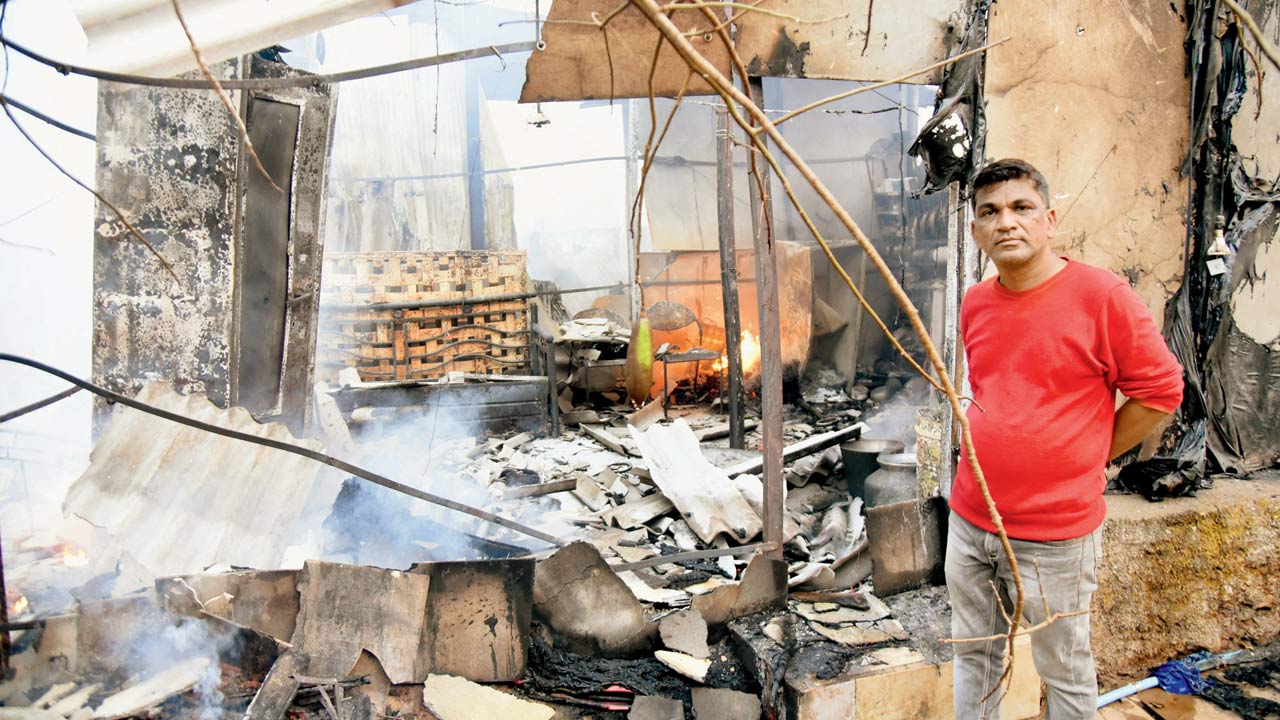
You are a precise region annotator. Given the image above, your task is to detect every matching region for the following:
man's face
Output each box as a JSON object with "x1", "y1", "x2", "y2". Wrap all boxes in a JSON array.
[{"x1": 970, "y1": 178, "x2": 1057, "y2": 271}]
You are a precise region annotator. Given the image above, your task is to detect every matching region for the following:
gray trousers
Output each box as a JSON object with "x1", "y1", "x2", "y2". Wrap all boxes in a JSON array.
[{"x1": 945, "y1": 511, "x2": 1101, "y2": 720}]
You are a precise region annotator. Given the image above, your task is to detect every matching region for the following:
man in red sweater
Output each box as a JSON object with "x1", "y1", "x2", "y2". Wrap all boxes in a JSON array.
[{"x1": 947, "y1": 159, "x2": 1184, "y2": 719}]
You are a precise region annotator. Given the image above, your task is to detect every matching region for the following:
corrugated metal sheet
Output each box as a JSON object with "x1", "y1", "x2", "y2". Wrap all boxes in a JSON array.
[
  {"x1": 70, "y1": 0, "x2": 420, "y2": 77},
  {"x1": 63, "y1": 382, "x2": 343, "y2": 579}
]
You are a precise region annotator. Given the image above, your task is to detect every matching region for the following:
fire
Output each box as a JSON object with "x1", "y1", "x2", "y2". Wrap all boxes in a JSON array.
[
  {"x1": 709, "y1": 331, "x2": 762, "y2": 376},
  {"x1": 740, "y1": 330, "x2": 761, "y2": 375},
  {"x1": 61, "y1": 545, "x2": 89, "y2": 568},
  {"x1": 9, "y1": 595, "x2": 29, "y2": 616}
]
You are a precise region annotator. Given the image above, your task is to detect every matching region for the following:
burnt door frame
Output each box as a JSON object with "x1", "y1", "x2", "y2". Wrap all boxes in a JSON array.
[{"x1": 230, "y1": 55, "x2": 337, "y2": 435}]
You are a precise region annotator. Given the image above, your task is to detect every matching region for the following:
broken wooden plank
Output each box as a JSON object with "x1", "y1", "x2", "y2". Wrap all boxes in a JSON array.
[
  {"x1": 612, "y1": 543, "x2": 769, "y2": 573},
  {"x1": 245, "y1": 650, "x2": 310, "y2": 720},
  {"x1": 501, "y1": 478, "x2": 577, "y2": 500},
  {"x1": 629, "y1": 420, "x2": 762, "y2": 544},
  {"x1": 92, "y1": 656, "x2": 212, "y2": 719},
  {"x1": 722, "y1": 423, "x2": 867, "y2": 478},
  {"x1": 694, "y1": 419, "x2": 759, "y2": 442}
]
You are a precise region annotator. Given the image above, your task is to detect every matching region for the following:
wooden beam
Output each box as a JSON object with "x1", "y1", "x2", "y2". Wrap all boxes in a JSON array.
[
  {"x1": 747, "y1": 77, "x2": 784, "y2": 562},
  {"x1": 715, "y1": 105, "x2": 747, "y2": 450}
]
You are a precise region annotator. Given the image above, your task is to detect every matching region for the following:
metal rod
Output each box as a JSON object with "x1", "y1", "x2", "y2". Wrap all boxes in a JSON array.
[
  {"x1": 0, "y1": 386, "x2": 81, "y2": 424},
  {"x1": 747, "y1": 77, "x2": 785, "y2": 563},
  {"x1": 0, "y1": 619, "x2": 45, "y2": 633},
  {"x1": 324, "y1": 282, "x2": 628, "y2": 313},
  {"x1": 612, "y1": 542, "x2": 769, "y2": 572},
  {"x1": 0, "y1": 355, "x2": 567, "y2": 549},
  {"x1": 715, "y1": 105, "x2": 747, "y2": 450},
  {"x1": 1, "y1": 38, "x2": 536, "y2": 91}
]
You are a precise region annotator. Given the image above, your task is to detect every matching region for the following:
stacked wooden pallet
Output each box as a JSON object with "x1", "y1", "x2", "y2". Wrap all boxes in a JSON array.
[{"x1": 318, "y1": 251, "x2": 532, "y2": 382}]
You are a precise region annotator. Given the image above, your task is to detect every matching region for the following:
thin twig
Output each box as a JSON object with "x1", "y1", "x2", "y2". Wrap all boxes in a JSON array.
[
  {"x1": 771, "y1": 38, "x2": 1009, "y2": 127},
  {"x1": 626, "y1": 0, "x2": 1027, "y2": 682},
  {"x1": 170, "y1": 0, "x2": 283, "y2": 193},
  {"x1": 1223, "y1": 0, "x2": 1280, "y2": 71},
  {"x1": 1, "y1": 104, "x2": 178, "y2": 281},
  {"x1": 861, "y1": 0, "x2": 874, "y2": 55}
]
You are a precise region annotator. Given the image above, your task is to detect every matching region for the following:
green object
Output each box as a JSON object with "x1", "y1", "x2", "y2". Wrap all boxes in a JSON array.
[{"x1": 625, "y1": 312, "x2": 654, "y2": 406}]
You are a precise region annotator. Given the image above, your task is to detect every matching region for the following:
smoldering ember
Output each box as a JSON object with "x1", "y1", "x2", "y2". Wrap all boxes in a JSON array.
[{"x1": 2, "y1": 1, "x2": 1280, "y2": 720}]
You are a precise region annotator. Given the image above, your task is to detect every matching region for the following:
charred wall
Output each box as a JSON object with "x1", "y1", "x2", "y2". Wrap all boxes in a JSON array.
[{"x1": 92, "y1": 57, "x2": 336, "y2": 436}]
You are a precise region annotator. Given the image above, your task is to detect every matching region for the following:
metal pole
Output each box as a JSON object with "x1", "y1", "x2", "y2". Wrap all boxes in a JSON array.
[
  {"x1": 747, "y1": 77, "x2": 784, "y2": 562},
  {"x1": 715, "y1": 105, "x2": 746, "y2": 449}
]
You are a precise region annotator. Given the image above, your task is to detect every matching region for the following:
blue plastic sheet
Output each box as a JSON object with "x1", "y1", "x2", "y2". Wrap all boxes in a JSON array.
[{"x1": 1153, "y1": 660, "x2": 1213, "y2": 695}]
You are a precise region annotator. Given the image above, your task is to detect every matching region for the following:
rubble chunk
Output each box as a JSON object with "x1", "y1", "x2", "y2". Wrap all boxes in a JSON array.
[
  {"x1": 532, "y1": 542, "x2": 652, "y2": 655},
  {"x1": 654, "y1": 650, "x2": 711, "y2": 683},
  {"x1": 422, "y1": 674, "x2": 553, "y2": 720},
  {"x1": 658, "y1": 609, "x2": 710, "y2": 659},
  {"x1": 692, "y1": 554, "x2": 787, "y2": 627},
  {"x1": 628, "y1": 695, "x2": 686, "y2": 720},
  {"x1": 690, "y1": 688, "x2": 762, "y2": 720}
]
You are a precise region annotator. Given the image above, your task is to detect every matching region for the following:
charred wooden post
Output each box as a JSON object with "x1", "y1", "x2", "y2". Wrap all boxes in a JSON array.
[
  {"x1": 715, "y1": 104, "x2": 747, "y2": 450},
  {"x1": 747, "y1": 78, "x2": 785, "y2": 561},
  {"x1": 245, "y1": 650, "x2": 310, "y2": 720}
]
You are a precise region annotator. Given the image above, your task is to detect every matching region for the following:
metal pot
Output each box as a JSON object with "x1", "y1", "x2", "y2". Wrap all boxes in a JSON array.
[{"x1": 840, "y1": 439, "x2": 905, "y2": 500}]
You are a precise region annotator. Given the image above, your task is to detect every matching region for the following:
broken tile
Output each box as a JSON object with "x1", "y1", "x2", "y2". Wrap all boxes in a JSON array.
[
  {"x1": 810, "y1": 623, "x2": 903, "y2": 647},
  {"x1": 617, "y1": 571, "x2": 691, "y2": 606},
  {"x1": 630, "y1": 421, "x2": 762, "y2": 544},
  {"x1": 669, "y1": 520, "x2": 701, "y2": 552},
  {"x1": 659, "y1": 609, "x2": 709, "y2": 659},
  {"x1": 158, "y1": 569, "x2": 300, "y2": 643},
  {"x1": 573, "y1": 473, "x2": 609, "y2": 512},
  {"x1": 690, "y1": 688, "x2": 762, "y2": 720},
  {"x1": 655, "y1": 650, "x2": 711, "y2": 683},
  {"x1": 422, "y1": 674, "x2": 553, "y2": 720},
  {"x1": 604, "y1": 492, "x2": 675, "y2": 529},
  {"x1": 533, "y1": 542, "x2": 652, "y2": 655},
  {"x1": 613, "y1": 545, "x2": 657, "y2": 564},
  {"x1": 628, "y1": 695, "x2": 685, "y2": 720},
  {"x1": 291, "y1": 561, "x2": 430, "y2": 684},
  {"x1": 795, "y1": 592, "x2": 892, "y2": 626},
  {"x1": 692, "y1": 554, "x2": 787, "y2": 627}
]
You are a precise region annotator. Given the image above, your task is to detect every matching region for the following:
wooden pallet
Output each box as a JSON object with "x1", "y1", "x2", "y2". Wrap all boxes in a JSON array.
[{"x1": 318, "y1": 252, "x2": 532, "y2": 381}]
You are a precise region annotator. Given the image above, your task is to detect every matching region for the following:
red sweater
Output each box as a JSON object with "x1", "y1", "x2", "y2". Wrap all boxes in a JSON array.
[{"x1": 950, "y1": 260, "x2": 1184, "y2": 541}]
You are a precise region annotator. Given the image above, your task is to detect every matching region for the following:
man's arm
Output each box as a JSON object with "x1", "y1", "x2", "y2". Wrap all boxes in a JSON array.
[{"x1": 1108, "y1": 399, "x2": 1172, "y2": 461}]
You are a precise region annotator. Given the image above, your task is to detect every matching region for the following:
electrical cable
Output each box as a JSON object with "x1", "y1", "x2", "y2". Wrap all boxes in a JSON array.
[
  {"x1": 0, "y1": 37, "x2": 534, "y2": 91},
  {"x1": 0, "y1": 92, "x2": 95, "y2": 140},
  {"x1": 0, "y1": 354, "x2": 567, "y2": 549}
]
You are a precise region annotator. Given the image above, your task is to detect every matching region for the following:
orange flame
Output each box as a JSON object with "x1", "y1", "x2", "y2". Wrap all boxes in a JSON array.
[
  {"x1": 10, "y1": 595, "x2": 29, "y2": 616},
  {"x1": 709, "y1": 331, "x2": 762, "y2": 377},
  {"x1": 61, "y1": 546, "x2": 88, "y2": 568}
]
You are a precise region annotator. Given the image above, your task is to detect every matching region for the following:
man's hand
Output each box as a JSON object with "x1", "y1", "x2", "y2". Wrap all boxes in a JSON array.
[{"x1": 1109, "y1": 399, "x2": 1173, "y2": 461}]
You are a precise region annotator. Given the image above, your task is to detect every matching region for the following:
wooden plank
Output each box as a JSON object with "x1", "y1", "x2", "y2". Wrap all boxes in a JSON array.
[
  {"x1": 716, "y1": 105, "x2": 747, "y2": 450},
  {"x1": 748, "y1": 77, "x2": 784, "y2": 561},
  {"x1": 723, "y1": 423, "x2": 865, "y2": 477},
  {"x1": 245, "y1": 650, "x2": 309, "y2": 720}
]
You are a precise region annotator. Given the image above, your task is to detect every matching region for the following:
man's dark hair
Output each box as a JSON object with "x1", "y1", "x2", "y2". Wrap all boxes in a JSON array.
[{"x1": 971, "y1": 158, "x2": 1051, "y2": 209}]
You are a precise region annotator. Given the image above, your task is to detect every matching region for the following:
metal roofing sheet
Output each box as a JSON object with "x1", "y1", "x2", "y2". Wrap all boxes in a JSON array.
[
  {"x1": 70, "y1": 0, "x2": 420, "y2": 77},
  {"x1": 63, "y1": 382, "x2": 343, "y2": 579}
]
